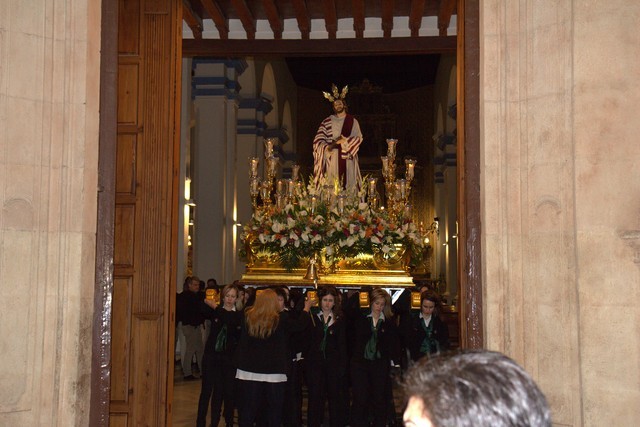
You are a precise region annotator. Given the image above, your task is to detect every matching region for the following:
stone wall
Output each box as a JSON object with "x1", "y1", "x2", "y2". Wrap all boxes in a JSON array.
[
  {"x1": 0, "y1": 0, "x2": 101, "y2": 424},
  {"x1": 482, "y1": 1, "x2": 640, "y2": 425}
]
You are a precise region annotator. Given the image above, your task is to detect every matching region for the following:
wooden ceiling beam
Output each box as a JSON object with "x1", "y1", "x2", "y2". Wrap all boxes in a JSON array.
[
  {"x1": 182, "y1": 0, "x2": 203, "y2": 39},
  {"x1": 438, "y1": 0, "x2": 457, "y2": 36},
  {"x1": 322, "y1": 0, "x2": 338, "y2": 39},
  {"x1": 381, "y1": 0, "x2": 395, "y2": 38},
  {"x1": 409, "y1": 0, "x2": 426, "y2": 37},
  {"x1": 230, "y1": 0, "x2": 256, "y2": 40},
  {"x1": 291, "y1": 0, "x2": 311, "y2": 39},
  {"x1": 183, "y1": 35, "x2": 457, "y2": 57},
  {"x1": 352, "y1": 0, "x2": 365, "y2": 38},
  {"x1": 200, "y1": 0, "x2": 228, "y2": 39},
  {"x1": 261, "y1": 0, "x2": 283, "y2": 39}
]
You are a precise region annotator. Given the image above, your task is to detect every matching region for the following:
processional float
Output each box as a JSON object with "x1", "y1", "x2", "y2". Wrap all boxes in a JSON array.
[{"x1": 239, "y1": 137, "x2": 426, "y2": 288}]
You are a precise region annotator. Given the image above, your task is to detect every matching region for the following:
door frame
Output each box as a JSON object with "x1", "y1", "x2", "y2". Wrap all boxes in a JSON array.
[{"x1": 89, "y1": 0, "x2": 481, "y2": 424}]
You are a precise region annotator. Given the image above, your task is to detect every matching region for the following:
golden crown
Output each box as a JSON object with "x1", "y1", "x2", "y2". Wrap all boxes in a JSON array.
[{"x1": 322, "y1": 84, "x2": 348, "y2": 102}]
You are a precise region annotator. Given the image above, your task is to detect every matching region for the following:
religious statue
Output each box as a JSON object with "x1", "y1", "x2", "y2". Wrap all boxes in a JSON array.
[{"x1": 313, "y1": 84, "x2": 363, "y2": 190}]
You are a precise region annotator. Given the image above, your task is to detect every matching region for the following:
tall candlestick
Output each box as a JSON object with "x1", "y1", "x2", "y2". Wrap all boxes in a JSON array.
[{"x1": 291, "y1": 164, "x2": 300, "y2": 181}]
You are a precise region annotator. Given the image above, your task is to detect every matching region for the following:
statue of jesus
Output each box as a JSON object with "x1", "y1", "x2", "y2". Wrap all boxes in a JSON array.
[{"x1": 313, "y1": 84, "x2": 363, "y2": 190}]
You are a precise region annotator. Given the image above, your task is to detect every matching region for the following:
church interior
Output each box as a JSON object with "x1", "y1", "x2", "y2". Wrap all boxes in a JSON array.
[{"x1": 1, "y1": 0, "x2": 639, "y2": 426}]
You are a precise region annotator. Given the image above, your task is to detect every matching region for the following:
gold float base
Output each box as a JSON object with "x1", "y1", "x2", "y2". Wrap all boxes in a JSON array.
[{"x1": 239, "y1": 266, "x2": 415, "y2": 288}]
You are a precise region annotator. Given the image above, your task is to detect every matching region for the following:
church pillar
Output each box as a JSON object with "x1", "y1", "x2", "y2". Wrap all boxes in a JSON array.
[{"x1": 192, "y1": 59, "x2": 246, "y2": 283}]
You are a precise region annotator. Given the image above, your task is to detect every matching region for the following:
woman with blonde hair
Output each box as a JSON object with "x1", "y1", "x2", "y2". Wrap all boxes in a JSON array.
[
  {"x1": 235, "y1": 288, "x2": 312, "y2": 427},
  {"x1": 346, "y1": 287, "x2": 401, "y2": 427}
]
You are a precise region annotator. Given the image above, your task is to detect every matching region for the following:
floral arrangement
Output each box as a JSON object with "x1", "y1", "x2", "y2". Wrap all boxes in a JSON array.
[{"x1": 239, "y1": 176, "x2": 426, "y2": 271}]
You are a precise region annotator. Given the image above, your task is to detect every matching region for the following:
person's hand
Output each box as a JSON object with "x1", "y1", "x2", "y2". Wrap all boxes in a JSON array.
[
  {"x1": 204, "y1": 299, "x2": 218, "y2": 309},
  {"x1": 303, "y1": 295, "x2": 313, "y2": 312}
]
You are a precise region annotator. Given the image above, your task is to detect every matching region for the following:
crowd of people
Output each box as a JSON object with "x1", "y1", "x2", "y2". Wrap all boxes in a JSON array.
[{"x1": 176, "y1": 278, "x2": 454, "y2": 427}]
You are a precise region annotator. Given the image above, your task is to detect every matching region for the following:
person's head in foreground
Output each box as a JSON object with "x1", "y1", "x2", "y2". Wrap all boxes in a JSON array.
[{"x1": 403, "y1": 350, "x2": 551, "y2": 427}]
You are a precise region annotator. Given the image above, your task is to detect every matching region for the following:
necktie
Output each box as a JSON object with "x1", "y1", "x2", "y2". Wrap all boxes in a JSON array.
[{"x1": 320, "y1": 315, "x2": 331, "y2": 358}]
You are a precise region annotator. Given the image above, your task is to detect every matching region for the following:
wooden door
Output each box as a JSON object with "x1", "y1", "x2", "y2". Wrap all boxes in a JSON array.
[{"x1": 111, "y1": 0, "x2": 182, "y2": 424}]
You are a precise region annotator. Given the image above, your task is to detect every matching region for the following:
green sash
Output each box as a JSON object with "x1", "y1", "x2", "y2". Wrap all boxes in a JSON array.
[
  {"x1": 364, "y1": 317, "x2": 382, "y2": 360},
  {"x1": 215, "y1": 323, "x2": 228, "y2": 352}
]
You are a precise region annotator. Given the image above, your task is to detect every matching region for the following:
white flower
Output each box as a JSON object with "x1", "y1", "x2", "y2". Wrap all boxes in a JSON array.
[
  {"x1": 284, "y1": 204, "x2": 294, "y2": 213},
  {"x1": 325, "y1": 246, "x2": 334, "y2": 256},
  {"x1": 280, "y1": 236, "x2": 288, "y2": 247},
  {"x1": 358, "y1": 202, "x2": 368, "y2": 211},
  {"x1": 301, "y1": 232, "x2": 310, "y2": 242},
  {"x1": 289, "y1": 231, "x2": 299, "y2": 240},
  {"x1": 294, "y1": 239, "x2": 300, "y2": 248},
  {"x1": 272, "y1": 222, "x2": 283, "y2": 233},
  {"x1": 287, "y1": 217, "x2": 296, "y2": 228},
  {"x1": 311, "y1": 234, "x2": 322, "y2": 243},
  {"x1": 346, "y1": 236, "x2": 356, "y2": 247},
  {"x1": 371, "y1": 236, "x2": 381, "y2": 244},
  {"x1": 382, "y1": 244, "x2": 391, "y2": 253},
  {"x1": 259, "y1": 234, "x2": 268, "y2": 244}
]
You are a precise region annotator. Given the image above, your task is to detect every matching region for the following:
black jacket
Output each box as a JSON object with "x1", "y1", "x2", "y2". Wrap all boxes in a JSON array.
[
  {"x1": 202, "y1": 305, "x2": 243, "y2": 361},
  {"x1": 236, "y1": 310, "x2": 310, "y2": 376},
  {"x1": 402, "y1": 312, "x2": 449, "y2": 361}
]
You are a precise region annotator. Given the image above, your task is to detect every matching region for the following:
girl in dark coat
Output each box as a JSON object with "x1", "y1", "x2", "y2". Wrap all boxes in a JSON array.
[
  {"x1": 235, "y1": 288, "x2": 312, "y2": 427},
  {"x1": 403, "y1": 291, "x2": 449, "y2": 361},
  {"x1": 347, "y1": 288, "x2": 401, "y2": 427},
  {"x1": 197, "y1": 284, "x2": 243, "y2": 427},
  {"x1": 305, "y1": 286, "x2": 348, "y2": 427}
]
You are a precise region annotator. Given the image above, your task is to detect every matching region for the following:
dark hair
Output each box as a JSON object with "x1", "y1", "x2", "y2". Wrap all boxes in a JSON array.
[
  {"x1": 317, "y1": 285, "x2": 342, "y2": 318},
  {"x1": 403, "y1": 350, "x2": 551, "y2": 427},
  {"x1": 420, "y1": 290, "x2": 442, "y2": 318},
  {"x1": 272, "y1": 286, "x2": 289, "y2": 305}
]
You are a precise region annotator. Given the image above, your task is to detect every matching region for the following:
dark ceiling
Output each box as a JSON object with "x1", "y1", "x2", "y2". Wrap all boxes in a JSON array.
[{"x1": 284, "y1": 54, "x2": 442, "y2": 93}]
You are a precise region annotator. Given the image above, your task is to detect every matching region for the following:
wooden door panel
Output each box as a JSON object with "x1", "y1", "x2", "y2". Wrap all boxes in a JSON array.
[{"x1": 112, "y1": 0, "x2": 181, "y2": 424}]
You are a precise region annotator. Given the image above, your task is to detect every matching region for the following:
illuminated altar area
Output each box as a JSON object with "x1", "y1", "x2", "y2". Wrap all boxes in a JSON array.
[{"x1": 239, "y1": 137, "x2": 428, "y2": 288}]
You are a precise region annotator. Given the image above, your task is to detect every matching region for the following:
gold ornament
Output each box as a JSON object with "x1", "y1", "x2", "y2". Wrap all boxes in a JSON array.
[{"x1": 322, "y1": 84, "x2": 349, "y2": 102}]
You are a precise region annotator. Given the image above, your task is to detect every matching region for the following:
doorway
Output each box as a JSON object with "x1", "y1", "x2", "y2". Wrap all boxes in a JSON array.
[{"x1": 91, "y1": 0, "x2": 480, "y2": 425}]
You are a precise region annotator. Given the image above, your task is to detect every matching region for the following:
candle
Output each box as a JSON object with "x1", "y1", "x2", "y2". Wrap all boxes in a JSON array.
[
  {"x1": 292, "y1": 164, "x2": 300, "y2": 181},
  {"x1": 267, "y1": 156, "x2": 278, "y2": 176},
  {"x1": 249, "y1": 157, "x2": 259, "y2": 177},
  {"x1": 386, "y1": 138, "x2": 397, "y2": 158},
  {"x1": 368, "y1": 177, "x2": 377, "y2": 195},
  {"x1": 260, "y1": 183, "x2": 270, "y2": 204},
  {"x1": 396, "y1": 179, "x2": 407, "y2": 199},
  {"x1": 381, "y1": 156, "x2": 389, "y2": 174},
  {"x1": 337, "y1": 194, "x2": 346, "y2": 215},
  {"x1": 286, "y1": 179, "x2": 294, "y2": 196},
  {"x1": 276, "y1": 179, "x2": 284, "y2": 195},
  {"x1": 264, "y1": 138, "x2": 274, "y2": 158},
  {"x1": 250, "y1": 177, "x2": 260, "y2": 194},
  {"x1": 310, "y1": 195, "x2": 317, "y2": 213},
  {"x1": 405, "y1": 158, "x2": 416, "y2": 180}
]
